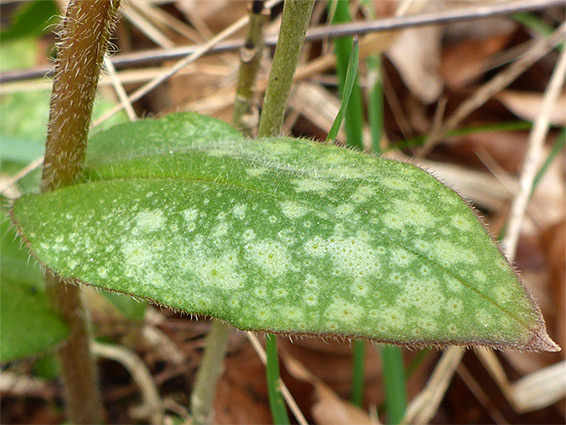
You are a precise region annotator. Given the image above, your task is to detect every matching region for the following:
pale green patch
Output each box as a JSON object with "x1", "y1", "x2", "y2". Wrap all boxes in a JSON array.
[{"x1": 11, "y1": 112, "x2": 558, "y2": 351}]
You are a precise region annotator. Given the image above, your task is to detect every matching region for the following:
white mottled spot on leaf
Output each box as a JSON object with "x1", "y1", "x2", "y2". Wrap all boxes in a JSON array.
[
  {"x1": 280, "y1": 201, "x2": 309, "y2": 219},
  {"x1": 248, "y1": 239, "x2": 290, "y2": 277},
  {"x1": 135, "y1": 210, "x2": 165, "y2": 233},
  {"x1": 292, "y1": 178, "x2": 335, "y2": 193},
  {"x1": 232, "y1": 203, "x2": 247, "y2": 219}
]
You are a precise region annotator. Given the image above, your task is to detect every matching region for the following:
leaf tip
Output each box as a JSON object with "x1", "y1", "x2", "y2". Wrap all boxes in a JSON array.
[{"x1": 526, "y1": 325, "x2": 561, "y2": 352}]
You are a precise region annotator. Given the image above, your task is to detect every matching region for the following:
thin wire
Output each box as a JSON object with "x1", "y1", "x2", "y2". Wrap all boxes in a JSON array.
[{"x1": 1, "y1": 0, "x2": 562, "y2": 84}]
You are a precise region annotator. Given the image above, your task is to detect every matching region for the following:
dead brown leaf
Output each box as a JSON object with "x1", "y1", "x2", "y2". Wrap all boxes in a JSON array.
[{"x1": 441, "y1": 31, "x2": 514, "y2": 88}]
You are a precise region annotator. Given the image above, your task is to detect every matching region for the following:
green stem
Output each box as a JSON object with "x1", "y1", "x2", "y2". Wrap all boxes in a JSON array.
[
  {"x1": 330, "y1": 0, "x2": 364, "y2": 150},
  {"x1": 367, "y1": 54, "x2": 383, "y2": 154},
  {"x1": 257, "y1": 2, "x2": 314, "y2": 422},
  {"x1": 189, "y1": 4, "x2": 268, "y2": 423},
  {"x1": 380, "y1": 345, "x2": 407, "y2": 424},
  {"x1": 190, "y1": 320, "x2": 232, "y2": 425},
  {"x1": 361, "y1": 0, "x2": 383, "y2": 154},
  {"x1": 351, "y1": 340, "x2": 366, "y2": 406},
  {"x1": 266, "y1": 334, "x2": 290, "y2": 424},
  {"x1": 40, "y1": 1, "x2": 121, "y2": 423},
  {"x1": 257, "y1": 0, "x2": 315, "y2": 137},
  {"x1": 232, "y1": 2, "x2": 267, "y2": 137}
]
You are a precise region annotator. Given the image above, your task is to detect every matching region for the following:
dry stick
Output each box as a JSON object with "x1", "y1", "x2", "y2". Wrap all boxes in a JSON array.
[
  {"x1": 103, "y1": 56, "x2": 138, "y2": 121},
  {"x1": 418, "y1": 22, "x2": 566, "y2": 157},
  {"x1": 190, "y1": 321, "x2": 232, "y2": 425},
  {"x1": 92, "y1": 341, "x2": 164, "y2": 425},
  {"x1": 502, "y1": 47, "x2": 566, "y2": 260},
  {"x1": 39, "y1": 1, "x2": 122, "y2": 424},
  {"x1": 401, "y1": 36, "x2": 566, "y2": 425},
  {"x1": 400, "y1": 348, "x2": 466, "y2": 425},
  {"x1": 92, "y1": 0, "x2": 282, "y2": 128}
]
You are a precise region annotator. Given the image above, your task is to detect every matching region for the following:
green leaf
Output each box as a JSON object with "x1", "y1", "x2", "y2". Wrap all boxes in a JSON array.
[
  {"x1": 1, "y1": 214, "x2": 69, "y2": 363},
  {"x1": 11, "y1": 112, "x2": 558, "y2": 351},
  {"x1": 0, "y1": 1, "x2": 59, "y2": 42},
  {"x1": 0, "y1": 280, "x2": 69, "y2": 363}
]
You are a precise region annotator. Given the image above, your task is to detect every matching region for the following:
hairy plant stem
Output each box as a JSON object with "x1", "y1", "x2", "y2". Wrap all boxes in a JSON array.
[
  {"x1": 190, "y1": 320, "x2": 232, "y2": 424},
  {"x1": 40, "y1": 1, "x2": 121, "y2": 423},
  {"x1": 189, "y1": 4, "x2": 268, "y2": 423},
  {"x1": 233, "y1": 2, "x2": 267, "y2": 137},
  {"x1": 257, "y1": 0, "x2": 315, "y2": 137}
]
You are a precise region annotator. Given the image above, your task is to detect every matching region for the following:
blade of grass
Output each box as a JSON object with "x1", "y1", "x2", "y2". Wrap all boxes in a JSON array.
[
  {"x1": 330, "y1": 0, "x2": 364, "y2": 150},
  {"x1": 266, "y1": 334, "x2": 290, "y2": 424},
  {"x1": 326, "y1": 2, "x2": 368, "y2": 406},
  {"x1": 327, "y1": 36, "x2": 360, "y2": 143},
  {"x1": 351, "y1": 340, "x2": 366, "y2": 406},
  {"x1": 381, "y1": 345, "x2": 407, "y2": 424},
  {"x1": 513, "y1": 12, "x2": 554, "y2": 37},
  {"x1": 390, "y1": 121, "x2": 534, "y2": 151}
]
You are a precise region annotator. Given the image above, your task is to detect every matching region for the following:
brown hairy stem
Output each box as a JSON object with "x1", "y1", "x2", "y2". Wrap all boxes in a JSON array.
[
  {"x1": 41, "y1": 0, "x2": 121, "y2": 192},
  {"x1": 40, "y1": 1, "x2": 121, "y2": 423}
]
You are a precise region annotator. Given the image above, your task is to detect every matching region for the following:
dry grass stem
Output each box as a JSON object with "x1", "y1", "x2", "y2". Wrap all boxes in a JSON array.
[
  {"x1": 4, "y1": 0, "x2": 562, "y2": 85},
  {"x1": 502, "y1": 47, "x2": 566, "y2": 259},
  {"x1": 400, "y1": 347, "x2": 465, "y2": 424},
  {"x1": 103, "y1": 56, "x2": 137, "y2": 121},
  {"x1": 419, "y1": 22, "x2": 566, "y2": 157},
  {"x1": 122, "y1": 3, "x2": 173, "y2": 49},
  {"x1": 92, "y1": 341, "x2": 164, "y2": 425},
  {"x1": 132, "y1": 0, "x2": 202, "y2": 43},
  {"x1": 456, "y1": 364, "x2": 509, "y2": 424},
  {"x1": 0, "y1": 157, "x2": 44, "y2": 196}
]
